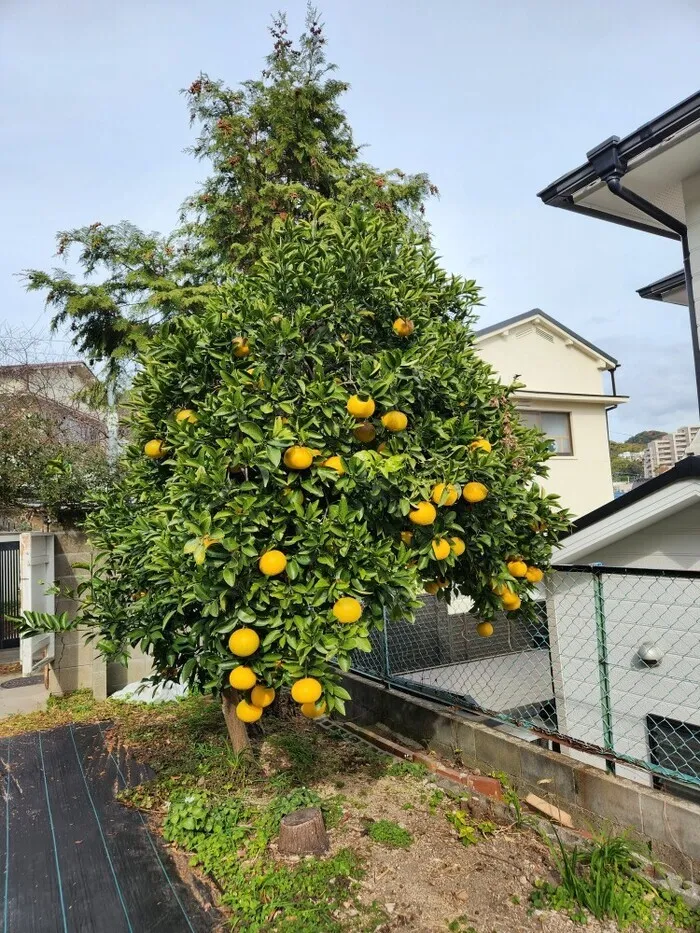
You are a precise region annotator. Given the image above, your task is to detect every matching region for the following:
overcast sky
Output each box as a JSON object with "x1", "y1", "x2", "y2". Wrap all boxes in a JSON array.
[{"x1": 3, "y1": 0, "x2": 700, "y2": 439}]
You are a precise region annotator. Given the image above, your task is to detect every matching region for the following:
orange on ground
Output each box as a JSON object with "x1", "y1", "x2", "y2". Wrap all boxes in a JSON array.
[
  {"x1": 250, "y1": 685, "x2": 276, "y2": 708},
  {"x1": 501, "y1": 591, "x2": 522, "y2": 611},
  {"x1": 450, "y1": 536, "x2": 466, "y2": 556},
  {"x1": 525, "y1": 566, "x2": 544, "y2": 583},
  {"x1": 301, "y1": 701, "x2": 327, "y2": 719},
  {"x1": 463, "y1": 482, "x2": 488, "y2": 503},
  {"x1": 259, "y1": 550, "x2": 287, "y2": 576},
  {"x1": 392, "y1": 318, "x2": 414, "y2": 337},
  {"x1": 236, "y1": 700, "x2": 263, "y2": 723},
  {"x1": 144, "y1": 439, "x2": 166, "y2": 459},
  {"x1": 353, "y1": 422, "x2": 376, "y2": 443},
  {"x1": 291, "y1": 677, "x2": 323, "y2": 704},
  {"x1": 229, "y1": 666, "x2": 257, "y2": 691},
  {"x1": 228, "y1": 628, "x2": 260, "y2": 657},
  {"x1": 476, "y1": 622, "x2": 494, "y2": 638},
  {"x1": 381, "y1": 410, "x2": 408, "y2": 432},
  {"x1": 332, "y1": 597, "x2": 363, "y2": 624},
  {"x1": 283, "y1": 446, "x2": 313, "y2": 470},
  {"x1": 431, "y1": 483, "x2": 459, "y2": 506},
  {"x1": 408, "y1": 501, "x2": 437, "y2": 526},
  {"x1": 323, "y1": 455, "x2": 345, "y2": 475},
  {"x1": 347, "y1": 395, "x2": 375, "y2": 419},
  {"x1": 232, "y1": 337, "x2": 250, "y2": 358},
  {"x1": 507, "y1": 559, "x2": 528, "y2": 578},
  {"x1": 470, "y1": 437, "x2": 492, "y2": 453},
  {"x1": 175, "y1": 408, "x2": 198, "y2": 424},
  {"x1": 431, "y1": 538, "x2": 451, "y2": 560}
]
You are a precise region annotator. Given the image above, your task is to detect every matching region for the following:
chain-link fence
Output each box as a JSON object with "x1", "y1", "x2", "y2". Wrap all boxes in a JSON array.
[{"x1": 351, "y1": 566, "x2": 700, "y2": 796}]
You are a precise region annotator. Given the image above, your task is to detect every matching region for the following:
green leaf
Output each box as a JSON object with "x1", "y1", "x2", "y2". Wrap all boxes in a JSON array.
[{"x1": 240, "y1": 422, "x2": 263, "y2": 442}]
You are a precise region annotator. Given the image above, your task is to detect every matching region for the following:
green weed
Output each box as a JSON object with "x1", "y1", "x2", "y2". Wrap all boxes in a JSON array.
[
  {"x1": 385, "y1": 759, "x2": 428, "y2": 778},
  {"x1": 367, "y1": 819, "x2": 413, "y2": 849},
  {"x1": 446, "y1": 809, "x2": 496, "y2": 847}
]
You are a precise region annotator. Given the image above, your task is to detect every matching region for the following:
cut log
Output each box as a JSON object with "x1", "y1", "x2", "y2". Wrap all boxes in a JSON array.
[{"x1": 278, "y1": 806, "x2": 329, "y2": 856}]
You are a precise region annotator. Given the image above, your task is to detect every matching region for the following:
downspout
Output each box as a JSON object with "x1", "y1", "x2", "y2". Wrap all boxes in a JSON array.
[{"x1": 586, "y1": 137, "x2": 700, "y2": 417}]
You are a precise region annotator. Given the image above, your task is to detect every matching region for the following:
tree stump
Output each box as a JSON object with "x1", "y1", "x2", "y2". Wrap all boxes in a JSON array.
[{"x1": 278, "y1": 807, "x2": 329, "y2": 855}]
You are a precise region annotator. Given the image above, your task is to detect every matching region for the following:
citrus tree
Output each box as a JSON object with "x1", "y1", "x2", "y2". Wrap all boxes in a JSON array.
[{"x1": 81, "y1": 203, "x2": 569, "y2": 750}]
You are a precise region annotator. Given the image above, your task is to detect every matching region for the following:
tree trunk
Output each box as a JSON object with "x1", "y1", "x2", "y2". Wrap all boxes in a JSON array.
[
  {"x1": 278, "y1": 807, "x2": 329, "y2": 856},
  {"x1": 221, "y1": 686, "x2": 250, "y2": 752}
]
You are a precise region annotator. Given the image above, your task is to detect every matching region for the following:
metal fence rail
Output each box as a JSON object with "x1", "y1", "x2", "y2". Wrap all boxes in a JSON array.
[
  {"x1": 351, "y1": 565, "x2": 700, "y2": 796},
  {"x1": 0, "y1": 541, "x2": 21, "y2": 649}
]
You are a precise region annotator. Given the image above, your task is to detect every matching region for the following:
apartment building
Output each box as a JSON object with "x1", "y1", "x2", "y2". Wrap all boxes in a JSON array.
[{"x1": 643, "y1": 426, "x2": 700, "y2": 478}]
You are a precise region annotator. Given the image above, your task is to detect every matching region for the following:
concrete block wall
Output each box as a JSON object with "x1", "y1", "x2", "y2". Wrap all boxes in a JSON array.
[{"x1": 343, "y1": 671, "x2": 700, "y2": 878}]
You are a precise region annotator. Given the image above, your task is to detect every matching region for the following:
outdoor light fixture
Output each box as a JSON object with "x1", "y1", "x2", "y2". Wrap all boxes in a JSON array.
[{"x1": 637, "y1": 642, "x2": 663, "y2": 668}]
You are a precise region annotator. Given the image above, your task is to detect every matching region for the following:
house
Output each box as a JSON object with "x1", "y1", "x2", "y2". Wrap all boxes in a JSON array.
[
  {"x1": 547, "y1": 456, "x2": 700, "y2": 799},
  {"x1": 474, "y1": 309, "x2": 627, "y2": 517},
  {"x1": 538, "y1": 89, "x2": 700, "y2": 413},
  {"x1": 643, "y1": 425, "x2": 699, "y2": 478}
]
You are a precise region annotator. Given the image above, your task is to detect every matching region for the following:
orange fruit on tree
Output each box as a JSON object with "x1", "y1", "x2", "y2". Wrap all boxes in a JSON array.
[
  {"x1": 283, "y1": 446, "x2": 314, "y2": 470},
  {"x1": 250, "y1": 685, "x2": 276, "y2": 708},
  {"x1": 353, "y1": 421, "x2": 376, "y2": 443},
  {"x1": 507, "y1": 559, "x2": 528, "y2": 578},
  {"x1": 347, "y1": 395, "x2": 375, "y2": 419},
  {"x1": 525, "y1": 566, "x2": 544, "y2": 583},
  {"x1": 450, "y1": 536, "x2": 466, "y2": 556},
  {"x1": 501, "y1": 591, "x2": 522, "y2": 612},
  {"x1": 491, "y1": 581, "x2": 508, "y2": 596},
  {"x1": 392, "y1": 317, "x2": 414, "y2": 337},
  {"x1": 144, "y1": 439, "x2": 166, "y2": 459},
  {"x1": 301, "y1": 701, "x2": 327, "y2": 719},
  {"x1": 381, "y1": 410, "x2": 408, "y2": 432},
  {"x1": 476, "y1": 622, "x2": 494, "y2": 638},
  {"x1": 259, "y1": 550, "x2": 287, "y2": 576},
  {"x1": 236, "y1": 700, "x2": 263, "y2": 723},
  {"x1": 431, "y1": 538, "x2": 451, "y2": 560},
  {"x1": 463, "y1": 482, "x2": 488, "y2": 503},
  {"x1": 291, "y1": 677, "x2": 323, "y2": 704},
  {"x1": 322, "y1": 455, "x2": 345, "y2": 475},
  {"x1": 470, "y1": 437, "x2": 492, "y2": 453},
  {"x1": 400, "y1": 530, "x2": 414, "y2": 545},
  {"x1": 232, "y1": 337, "x2": 250, "y2": 358},
  {"x1": 228, "y1": 628, "x2": 260, "y2": 657},
  {"x1": 175, "y1": 408, "x2": 198, "y2": 424},
  {"x1": 332, "y1": 596, "x2": 363, "y2": 624},
  {"x1": 408, "y1": 501, "x2": 437, "y2": 525},
  {"x1": 431, "y1": 483, "x2": 459, "y2": 506},
  {"x1": 229, "y1": 666, "x2": 257, "y2": 690}
]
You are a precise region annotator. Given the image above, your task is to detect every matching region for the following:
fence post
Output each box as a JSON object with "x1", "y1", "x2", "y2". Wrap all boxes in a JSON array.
[{"x1": 593, "y1": 570, "x2": 615, "y2": 774}]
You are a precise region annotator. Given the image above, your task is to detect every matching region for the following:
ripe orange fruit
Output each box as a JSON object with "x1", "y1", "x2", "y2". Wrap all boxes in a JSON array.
[
  {"x1": 229, "y1": 666, "x2": 257, "y2": 690},
  {"x1": 507, "y1": 560, "x2": 528, "y2": 579},
  {"x1": 301, "y1": 701, "x2": 327, "y2": 719},
  {"x1": 236, "y1": 700, "x2": 263, "y2": 723},
  {"x1": 323, "y1": 455, "x2": 345, "y2": 475},
  {"x1": 431, "y1": 483, "x2": 459, "y2": 506},
  {"x1": 501, "y1": 591, "x2": 522, "y2": 611},
  {"x1": 228, "y1": 628, "x2": 260, "y2": 657},
  {"x1": 408, "y1": 501, "x2": 437, "y2": 526},
  {"x1": 250, "y1": 685, "x2": 276, "y2": 708},
  {"x1": 463, "y1": 482, "x2": 488, "y2": 503},
  {"x1": 424, "y1": 581, "x2": 441, "y2": 595},
  {"x1": 525, "y1": 566, "x2": 544, "y2": 583},
  {"x1": 175, "y1": 408, "x2": 198, "y2": 424},
  {"x1": 491, "y1": 582, "x2": 508, "y2": 596},
  {"x1": 291, "y1": 677, "x2": 323, "y2": 704},
  {"x1": 381, "y1": 410, "x2": 408, "y2": 432},
  {"x1": 392, "y1": 318, "x2": 415, "y2": 337},
  {"x1": 431, "y1": 538, "x2": 451, "y2": 560},
  {"x1": 353, "y1": 421, "x2": 376, "y2": 443},
  {"x1": 259, "y1": 550, "x2": 287, "y2": 576},
  {"x1": 470, "y1": 437, "x2": 492, "y2": 453},
  {"x1": 283, "y1": 446, "x2": 313, "y2": 470},
  {"x1": 144, "y1": 439, "x2": 166, "y2": 459},
  {"x1": 400, "y1": 530, "x2": 414, "y2": 545},
  {"x1": 332, "y1": 596, "x2": 363, "y2": 624},
  {"x1": 347, "y1": 395, "x2": 375, "y2": 419},
  {"x1": 450, "y1": 536, "x2": 466, "y2": 556},
  {"x1": 476, "y1": 622, "x2": 494, "y2": 638},
  {"x1": 232, "y1": 337, "x2": 250, "y2": 358}
]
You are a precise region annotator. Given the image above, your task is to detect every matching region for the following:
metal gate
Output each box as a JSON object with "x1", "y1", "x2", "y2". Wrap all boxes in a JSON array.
[{"x1": 0, "y1": 541, "x2": 21, "y2": 648}]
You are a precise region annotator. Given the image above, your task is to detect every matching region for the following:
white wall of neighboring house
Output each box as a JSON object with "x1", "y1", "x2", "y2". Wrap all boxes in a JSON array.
[{"x1": 475, "y1": 314, "x2": 623, "y2": 518}]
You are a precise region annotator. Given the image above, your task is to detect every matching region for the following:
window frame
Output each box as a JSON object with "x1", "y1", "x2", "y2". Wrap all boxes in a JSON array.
[{"x1": 518, "y1": 409, "x2": 574, "y2": 457}]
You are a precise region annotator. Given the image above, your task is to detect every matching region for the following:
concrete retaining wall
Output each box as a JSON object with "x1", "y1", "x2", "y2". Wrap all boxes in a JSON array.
[{"x1": 343, "y1": 671, "x2": 700, "y2": 878}]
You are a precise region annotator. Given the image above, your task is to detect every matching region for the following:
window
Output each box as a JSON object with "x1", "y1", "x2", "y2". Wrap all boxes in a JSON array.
[
  {"x1": 519, "y1": 410, "x2": 573, "y2": 455},
  {"x1": 647, "y1": 715, "x2": 700, "y2": 803}
]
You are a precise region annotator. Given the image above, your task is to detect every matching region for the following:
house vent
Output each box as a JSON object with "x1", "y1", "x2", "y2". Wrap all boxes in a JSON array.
[
  {"x1": 516, "y1": 326, "x2": 533, "y2": 339},
  {"x1": 535, "y1": 327, "x2": 554, "y2": 343}
]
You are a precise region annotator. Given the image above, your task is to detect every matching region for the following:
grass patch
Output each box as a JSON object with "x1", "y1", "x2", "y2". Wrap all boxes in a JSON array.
[
  {"x1": 367, "y1": 819, "x2": 413, "y2": 849},
  {"x1": 384, "y1": 759, "x2": 427, "y2": 779},
  {"x1": 531, "y1": 831, "x2": 700, "y2": 931}
]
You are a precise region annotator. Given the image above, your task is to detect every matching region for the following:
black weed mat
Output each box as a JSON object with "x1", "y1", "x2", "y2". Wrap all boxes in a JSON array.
[
  {"x1": 1, "y1": 675, "x2": 43, "y2": 689},
  {"x1": 0, "y1": 723, "x2": 220, "y2": 932}
]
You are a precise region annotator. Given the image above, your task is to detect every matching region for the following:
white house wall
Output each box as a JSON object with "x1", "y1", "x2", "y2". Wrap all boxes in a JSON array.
[{"x1": 589, "y1": 502, "x2": 700, "y2": 570}]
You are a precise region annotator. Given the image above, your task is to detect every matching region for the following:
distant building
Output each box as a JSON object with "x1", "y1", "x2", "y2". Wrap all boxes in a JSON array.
[
  {"x1": 643, "y1": 426, "x2": 699, "y2": 478},
  {"x1": 619, "y1": 450, "x2": 644, "y2": 462}
]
